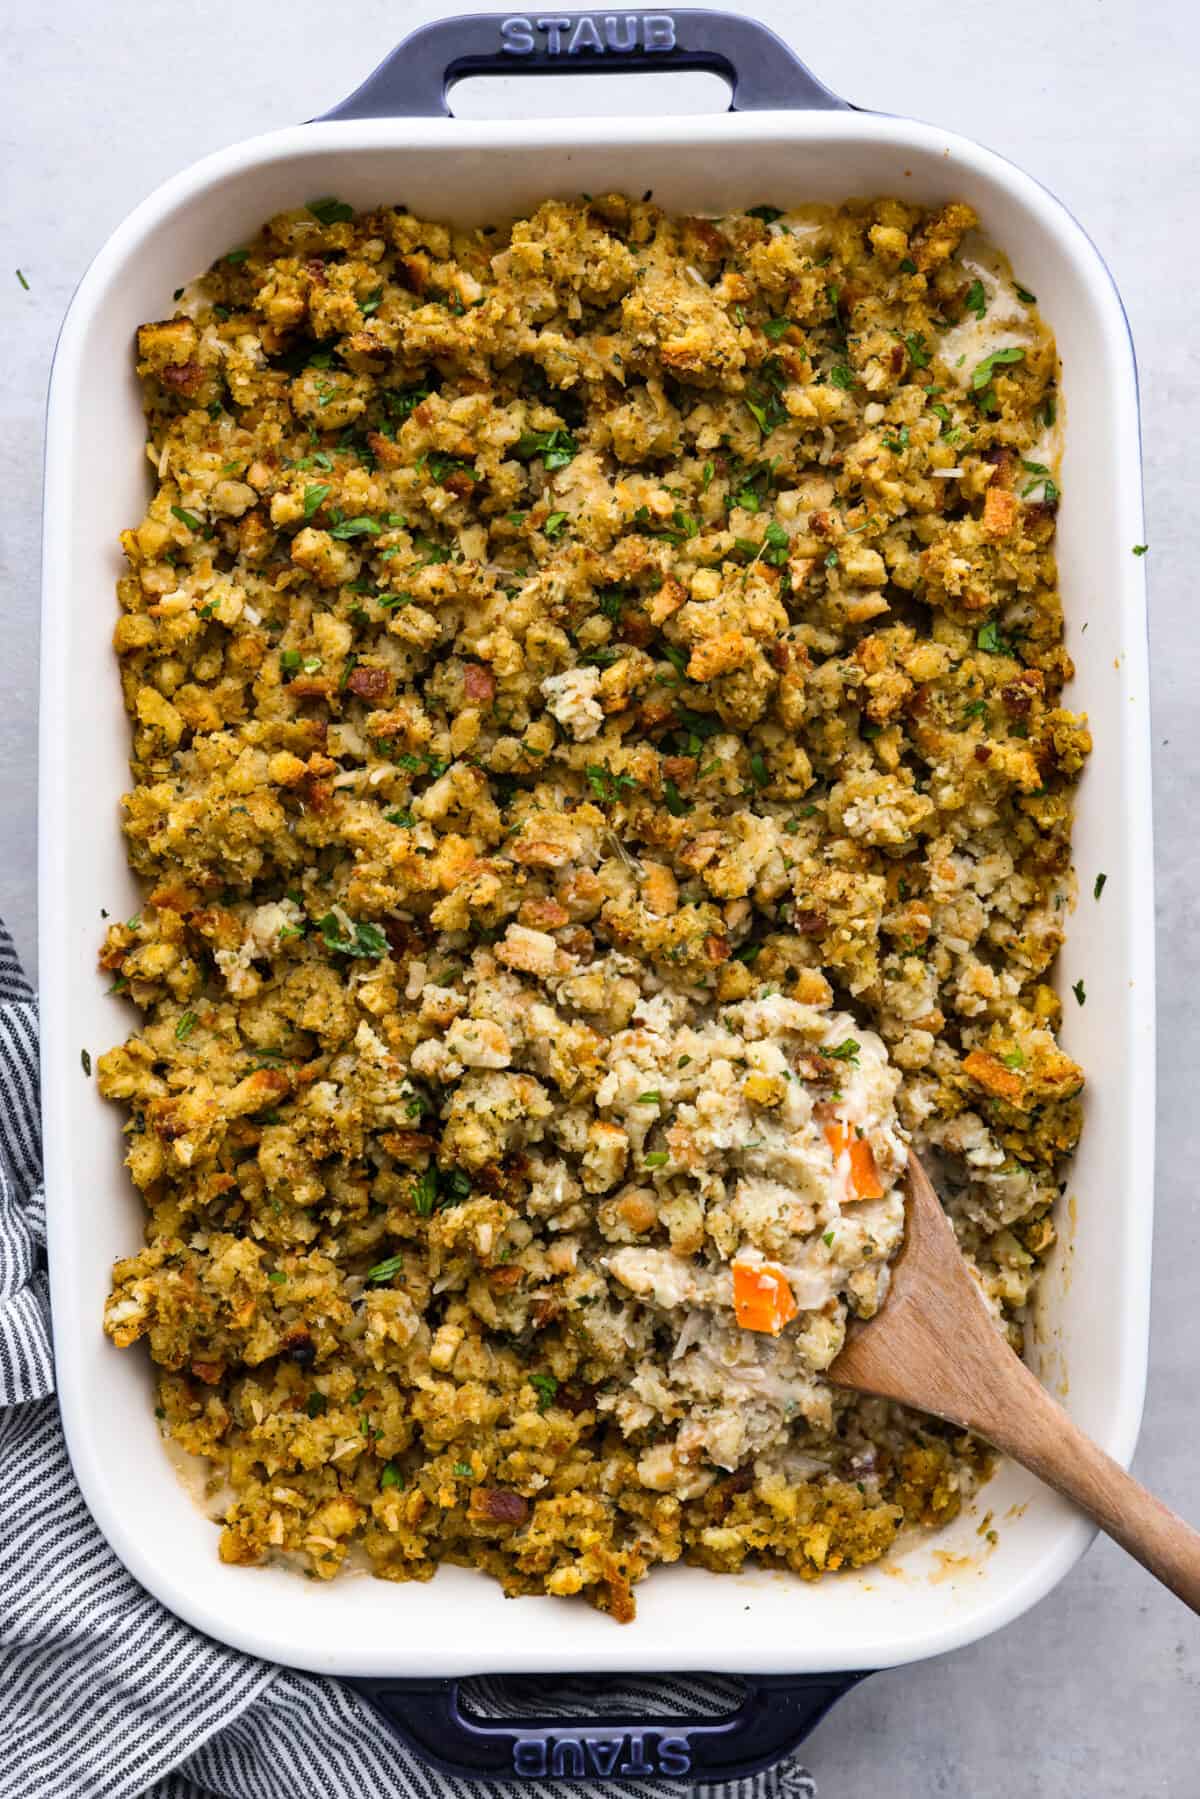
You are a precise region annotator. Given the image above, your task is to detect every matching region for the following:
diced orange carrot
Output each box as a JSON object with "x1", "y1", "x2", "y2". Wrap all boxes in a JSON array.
[
  {"x1": 732, "y1": 1260, "x2": 799, "y2": 1334},
  {"x1": 823, "y1": 1121, "x2": 885, "y2": 1201}
]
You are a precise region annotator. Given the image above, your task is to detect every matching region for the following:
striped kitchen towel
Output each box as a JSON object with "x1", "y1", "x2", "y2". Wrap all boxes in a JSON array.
[{"x1": 0, "y1": 919, "x2": 817, "y2": 1799}]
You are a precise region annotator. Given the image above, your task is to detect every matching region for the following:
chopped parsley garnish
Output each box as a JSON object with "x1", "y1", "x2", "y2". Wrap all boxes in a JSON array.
[
  {"x1": 267, "y1": 1271, "x2": 286, "y2": 1285},
  {"x1": 514, "y1": 427, "x2": 578, "y2": 470},
  {"x1": 175, "y1": 1012, "x2": 198, "y2": 1042},
  {"x1": 762, "y1": 316, "x2": 791, "y2": 341},
  {"x1": 971, "y1": 345, "x2": 1025, "y2": 390},
  {"x1": 746, "y1": 204, "x2": 783, "y2": 223},
  {"x1": 307, "y1": 196, "x2": 355, "y2": 226},
  {"x1": 905, "y1": 332, "x2": 931, "y2": 369},
  {"x1": 453, "y1": 1462, "x2": 473, "y2": 1478},
  {"x1": 749, "y1": 752, "x2": 769, "y2": 788},
  {"x1": 80, "y1": 1049, "x2": 91, "y2": 1076},
  {"x1": 170, "y1": 505, "x2": 202, "y2": 531},
  {"x1": 385, "y1": 808, "x2": 415, "y2": 828},
  {"x1": 530, "y1": 1373, "x2": 559, "y2": 1412},
  {"x1": 411, "y1": 1167, "x2": 439, "y2": 1217},
  {"x1": 329, "y1": 515, "x2": 380, "y2": 539},
  {"x1": 976, "y1": 620, "x2": 1012, "y2": 656},
  {"x1": 643, "y1": 1151, "x2": 669, "y2": 1168},
  {"x1": 1072, "y1": 979, "x2": 1086, "y2": 1006},
  {"x1": 317, "y1": 913, "x2": 389, "y2": 958},
  {"x1": 824, "y1": 1039, "x2": 861, "y2": 1064},
  {"x1": 365, "y1": 1254, "x2": 404, "y2": 1284},
  {"x1": 899, "y1": 257, "x2": 917, "y2": 274},
  {"x1": 379, "y1": 1462, "x2": 405, "y2": 1490},
  {"x1": 279, "y1": 649, "x2": 301, "y2": 672},
  {"x1": 1132, "y1": 543, "x2": 1149, "y2": 556},
  {"x1": 825, "y1": 549, "x2": 839, "y2": 569},
  {"x1": 542, "y1": 511, "x2": 568, "y2": 537},
  {"x1": 663, "y1": 779, "x2": 691, "y2": 817},
  {"x1": 964, "y1": 279, "x2": 987, "y2": 320},
  {"x1": 306, "y1": 1392, "x2": 327, "y2": 1418},
  {"x1": 15, "y1": 269, "x2": 29, "y2": 291},
  {"x1": 303, "y1": 483, "x2": 330, "y2": 517},
  {"x1": 597, "y1": 586, "x2": 628, "y2": 621},
  {"x1": 585, "y1": 764, "x2": 638, "y2": 804},
  {"x1": 636, "y1": 1091, "x2": 663, "y2": 1106},
  {"x1": 1002, "y1": 1049, "x2": 1026, "y2": 1069},
  {"x1": 828, "y1": 363, "x2": 854, "y2": 389},
  {"x1": 1015, "y1": 285, "x2": 1038, "y2": 304}
]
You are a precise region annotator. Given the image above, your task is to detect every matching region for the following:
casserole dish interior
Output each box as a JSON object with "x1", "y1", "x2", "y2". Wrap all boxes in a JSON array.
[{"x1": 41, "y1": 43, "x2": 1151, "y2": 1686}]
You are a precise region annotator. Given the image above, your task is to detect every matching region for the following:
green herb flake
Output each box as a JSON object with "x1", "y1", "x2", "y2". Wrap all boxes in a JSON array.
[
  {"x1": 16, "y1": 268, "x2": 30, "y2": 291},
  {"x1": 1015, "y1": 284, "x2": 1038, "y2": 304},
  {"x1": 905, "y1": 332, "x2": 931, "y2": 369},
  {"x1": 825, "y1": 1039, "x2": 861, "y2": 1064},
  {"x1": 175, "y1": 1012, "x2": 198, "y2": 1042},
  {"x1": 306, "y1": 1392, "x2": 327, "y2": 1418},
  {"x1": 976, "y1": 621, "x2": 1012, "y2": 656},
  {"x1": 317, "y1": 913, "x2": 389, "y2": 959},
  {"x1": 542, "y1": 511, "x2": 568, "y2": 538},
  {"x1": 366, "y1": 1253, "x2": 404, "y2": 1284},
  {"x1": 643, "y1": 1151, "x2": 669, "y2": 1168},
  {"x1": 763, "y1": 316, "x2": 791, "y2": 341},
  {"x1": 828, "y1": 363, "x2": 854, "y2": 390},
  {"x1": 965, "y1": 279, "x2": 987, "y2": 320},
  {"x1": 746, "y1": 204, "x2": 783, "y2": 223},
  {"x1": 404, "y1": 1167, "x2": 436, "y2": 1217},
  {"x1": 1132, "y1": 543, "x2": 1149, "y2": 556},
  {"x1": 307, "y1": 196, "x2": 355, "y2": 226},
  {"x1": 303, "y1": 483, "x2": 330, "y2": 517},
  {"x1": 514, "y1": 427, "x2": 578, "y2": 471},
  {"x1": 379, "y1": 1462, "x2": 405, "y2": 1490},
  {"x1": 170, "y1": 505, "x2": 202, "y2": 531},
  {"x1": 971, "y1": 346, "x2": 1025, "y2": 391},
  {"x1": 80, "y1": 1049, "x2": 91, "y2": 1076},
  {"x1": 636, "y1": 1091, "x2": 663, "y2": 1106},
  {"x1": 749, "y1": 752, "x2": 769, "y2": 789},
  {"x1": 453, "y1": 1462, "x2": 473, "y2": 1478},
  {"x1": 663, "y1": 778, "x2": 691, "y2": 817},
  {"x1": 530, "y1": 1373, "x2": 559, "y2": 1412},
  {"x1": 1093, "y1": 872, "x2": 1107, "y2": 901},
  {"x1": 1072, "y1": 979, "x2": 1086, "y2": 1006},
  {"x1": 822, "y1": 1230, "x2": 836, "y2": 1248},
  {"x1": 267, "y1": 1271, "x2": 286, "y2": 1285},
  {"x1": 899, "y1": 257, "x2": 917, "y2": 275},
  {"x1": 825, "y1": 549, "x2": 839, "y2": 569},
  {"x1": 329, "y1": 515, "x2": 381, "y2": 539},
  {"x1": 1002, "y1": 1048, "x2": 1027, "y2": 1069},
  {"x1": 385, "y1": 808, "x2": 415, "y2": 829}
]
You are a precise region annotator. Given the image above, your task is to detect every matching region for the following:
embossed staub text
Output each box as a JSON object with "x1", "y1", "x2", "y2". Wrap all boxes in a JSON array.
[{"x1": 499, "y1": 14, "x2": 678, "y2": 56}]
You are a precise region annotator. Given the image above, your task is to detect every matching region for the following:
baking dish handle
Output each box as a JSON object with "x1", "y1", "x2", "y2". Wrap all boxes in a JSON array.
[
  {"x1": 317, "y1": 9, "x2": 849, "y2": 120},
  {"x1": 348, "y1": 1672, "x2": 868, "y2": 1781}
]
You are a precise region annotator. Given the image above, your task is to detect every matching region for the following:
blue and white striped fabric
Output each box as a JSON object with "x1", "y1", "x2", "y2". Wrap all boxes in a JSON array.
[{"x1": 0, "y1": 920, "x2": 816, "y2": 1799}]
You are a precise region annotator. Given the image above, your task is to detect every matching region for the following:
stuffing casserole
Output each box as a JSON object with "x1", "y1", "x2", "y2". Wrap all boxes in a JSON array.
[{"x1": 99, "y1": 190, "x2": 1088, "y2": 1620}]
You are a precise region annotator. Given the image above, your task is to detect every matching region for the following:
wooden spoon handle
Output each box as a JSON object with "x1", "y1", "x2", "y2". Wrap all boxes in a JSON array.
[{"x1": 974, "y1": 1355, "x2": 1200, "y2": 1614}]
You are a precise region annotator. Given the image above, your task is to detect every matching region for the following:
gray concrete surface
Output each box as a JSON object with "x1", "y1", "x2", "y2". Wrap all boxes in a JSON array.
[{"x1": 2, "y1": 1, "x2": 1197, "y2": 1791}]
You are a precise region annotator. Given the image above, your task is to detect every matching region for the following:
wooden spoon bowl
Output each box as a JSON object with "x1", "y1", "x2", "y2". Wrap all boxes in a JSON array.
[{"x1": 828, "y1": 1151, "x2": 1200, "y2": 1612}]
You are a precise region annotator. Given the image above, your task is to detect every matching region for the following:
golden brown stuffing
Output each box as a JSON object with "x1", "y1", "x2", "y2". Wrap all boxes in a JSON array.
[{"x1": 101, "y1": 191, "x2": 1083, "y2": 1617}]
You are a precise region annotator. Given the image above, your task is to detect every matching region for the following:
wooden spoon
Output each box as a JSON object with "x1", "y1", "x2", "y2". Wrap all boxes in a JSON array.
[{"x1": 828, "y1": 1150, "x2": 1200, "y2": 1611}]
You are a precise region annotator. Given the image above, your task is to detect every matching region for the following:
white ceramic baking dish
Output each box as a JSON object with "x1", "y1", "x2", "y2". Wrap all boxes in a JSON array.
[{"x1": 39, "y1": 8, "x2": 1153, "y2": 1779}]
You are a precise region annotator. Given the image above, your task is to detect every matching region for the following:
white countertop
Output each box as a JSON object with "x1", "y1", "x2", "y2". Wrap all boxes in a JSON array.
[{"x1": 3, "y1": 0, "x2": 1197, "y2": 1789}]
